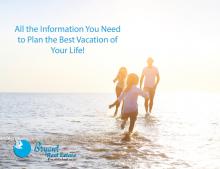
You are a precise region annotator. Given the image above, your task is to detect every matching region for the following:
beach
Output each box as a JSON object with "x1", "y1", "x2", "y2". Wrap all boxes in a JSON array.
[{"x1": 0, "y1": 92, "x2": 220, "y2": 169}]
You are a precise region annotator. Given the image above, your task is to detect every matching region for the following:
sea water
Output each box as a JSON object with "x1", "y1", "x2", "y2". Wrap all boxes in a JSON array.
[{"x1": 0, "y1": 92, "x2": 220, "y2": 169}]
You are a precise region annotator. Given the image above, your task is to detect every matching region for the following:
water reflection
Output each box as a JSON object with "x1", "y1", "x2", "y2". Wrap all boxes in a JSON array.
[{"x1": 0, "y1": 93, "x2": 220, "y2": 168}]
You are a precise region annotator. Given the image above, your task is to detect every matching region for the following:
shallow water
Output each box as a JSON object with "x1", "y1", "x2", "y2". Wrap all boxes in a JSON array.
[{"x1": 0, "y1": 92, "x2": 220, "y2": 169}]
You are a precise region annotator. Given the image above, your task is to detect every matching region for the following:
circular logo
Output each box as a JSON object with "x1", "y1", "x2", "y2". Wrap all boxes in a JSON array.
[{"x1": 13, "y1": 139, "x2": 31, "y2": 158}]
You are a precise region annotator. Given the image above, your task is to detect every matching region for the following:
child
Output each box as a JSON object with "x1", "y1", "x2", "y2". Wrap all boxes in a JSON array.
[
  {"x1": 109, "y1": 73, "x2": 149, "y2": 135},
  {"x1": 112, "y1": 67, "x2": 127, "y2": 116}
]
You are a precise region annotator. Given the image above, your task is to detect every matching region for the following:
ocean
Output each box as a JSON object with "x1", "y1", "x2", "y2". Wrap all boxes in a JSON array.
[{"x1": 0, "y1": 92, "x2": 220, "y2": 169}]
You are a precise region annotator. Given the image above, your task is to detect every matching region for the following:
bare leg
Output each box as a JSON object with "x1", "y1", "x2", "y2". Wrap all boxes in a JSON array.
[
  {"x1": 129, "y1": 113, "x2": 137, "y2": 133},
  {"x1": 149, "y1": 99, "x2": 153, "y2": 113},
  {"x1": 145, "y1": 98, "x2": 149, "y2": 113},
  {"x1": 121, "y1": 114, "x2": 128, "y2": 129},
  {"x1": 114, "y1": 86, "x2": 122, "y2": 116},
  {"x1": 114, "y1": 103, "x2": 119, "y2": 116},
  {"x1": 149, "y1": 89, "x2": 155, "y2": 113}
]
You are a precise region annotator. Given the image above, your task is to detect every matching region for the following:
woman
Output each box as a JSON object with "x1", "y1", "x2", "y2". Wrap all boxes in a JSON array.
[{"x1": 112, "y1": 67, "x2": 127, "y2": 116}]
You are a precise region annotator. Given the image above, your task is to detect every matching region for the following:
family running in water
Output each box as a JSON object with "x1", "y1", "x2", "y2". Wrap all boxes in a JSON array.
[{"x1": 109, "y1": 57, "x2": 160, "y2": 138}]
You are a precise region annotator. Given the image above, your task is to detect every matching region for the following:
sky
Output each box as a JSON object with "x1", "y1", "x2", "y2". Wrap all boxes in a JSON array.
[{"x1": 0, "y1": 0, "x2": 220, "y2": 93}]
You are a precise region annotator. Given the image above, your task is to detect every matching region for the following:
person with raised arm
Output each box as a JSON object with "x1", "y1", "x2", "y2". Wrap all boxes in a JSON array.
[
  {"x1": 109, "y1": 73, "x2": 149, "y2": 138},
  {"x1": 112, "y1": 67, "x2": 127, "y2": 117}
]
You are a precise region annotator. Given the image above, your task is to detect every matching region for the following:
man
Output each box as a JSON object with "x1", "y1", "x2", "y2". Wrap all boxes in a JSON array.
[{"x1": 140, "y1": 57, "x2": 160, "y2": 115}]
